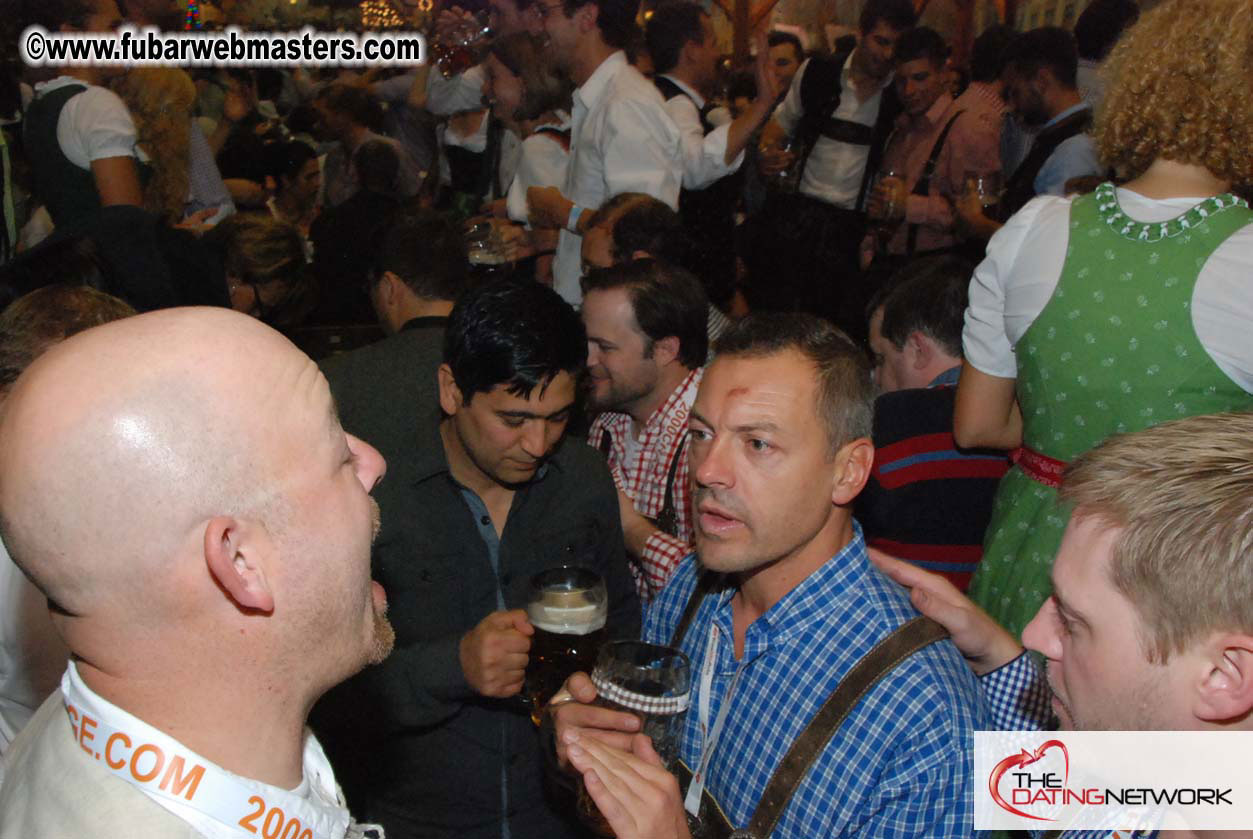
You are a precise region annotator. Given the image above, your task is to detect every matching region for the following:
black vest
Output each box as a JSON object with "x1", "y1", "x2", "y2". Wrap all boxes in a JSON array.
[
  {"x1": 24, "y1": 83, "x2": 104, "y2": 228},
  {"x1": 795, "y1": 51, "x2": 901, "y2": 211},
  {"x1": 999, "y1": 105, "x2": 1093, "y2": 218},
  {"x1": 653, "y1": 75, "x2": 738, "y2": 306}
]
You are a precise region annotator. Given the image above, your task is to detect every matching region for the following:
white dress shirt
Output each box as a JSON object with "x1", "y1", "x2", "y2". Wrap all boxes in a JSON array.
[
  {"x1": 963, "y1": 188, "x2": 1253, "y2": 392},
  {"x1": 657, "y1": 74, "x2": 742, "y2": 190},
  {"x1": 552, "y1": 51, "x2": 683, "y2": 304},
  {"x1": 773, "y1": 56, "x2": 888, "y2": 209}
]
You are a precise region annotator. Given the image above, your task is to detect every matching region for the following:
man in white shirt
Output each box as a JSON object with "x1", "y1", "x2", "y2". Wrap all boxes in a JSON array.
[
  {"x1": 644, "y1": 1, "x2": 780, "y2": 309},
  {"x1": 747, "y1": 0, "x2": 915, "y2": 341},
  {"x1": 0, "y1": 308, "x2": 391, "y2": 838},
  {"x1": 527, "y1": 0, "x2": 683, "y2": 305},
  {"x1": 21, "y1": 0, "x2": 143, "y2": 229}
]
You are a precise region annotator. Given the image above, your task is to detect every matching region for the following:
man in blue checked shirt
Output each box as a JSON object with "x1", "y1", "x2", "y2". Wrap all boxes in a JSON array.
[
  {"x1": 873, "y1": 411, "x2": 1253, "y2": 839},
  {"x1": 554, "y1": 313, "x2": 991, "y2": 838}
]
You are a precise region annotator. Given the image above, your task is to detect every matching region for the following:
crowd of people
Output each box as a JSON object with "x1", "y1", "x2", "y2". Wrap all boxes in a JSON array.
[{"x1": 0, "y1": 0, "x2": 1251, "y2": 836}]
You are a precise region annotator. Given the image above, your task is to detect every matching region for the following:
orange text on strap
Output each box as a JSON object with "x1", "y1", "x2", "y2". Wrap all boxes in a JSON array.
[{"x1": 65, "y1": 702, "x2": 206, "y2": 801}]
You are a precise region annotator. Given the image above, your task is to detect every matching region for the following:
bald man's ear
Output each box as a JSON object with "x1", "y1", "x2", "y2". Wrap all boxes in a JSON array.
[
  {"x1": 1193, "y1": 635, "x2": 1253, "y2": 723},
  {"x1": 204, "y1": 517, "x2": 275, "y2": 614},
  {"x1": 831, "y1": 437, "x2": 874, "y2": 507}
]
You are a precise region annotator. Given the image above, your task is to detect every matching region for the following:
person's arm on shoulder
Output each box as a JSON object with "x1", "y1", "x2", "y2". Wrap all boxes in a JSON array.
[{"x1": 869, "y1": 550, "x2": 1023, "y2": 674}]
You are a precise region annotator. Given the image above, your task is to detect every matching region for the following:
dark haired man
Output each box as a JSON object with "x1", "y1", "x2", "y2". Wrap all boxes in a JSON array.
[
  {"x1": 749, "y1": 0, "x2": 917, "y2": 340},
  {"x1": 318, "y1": 210, "x2": 472, "y2": 467},
  {"x1": 579, "y1": 192, "x2": 732, "y2": 344},
  {"x1": 858, "y1": 256, "x2": 1008, "y2": 591},
  {"x1": 554, "y1": 313, "x2": 989, "y2": 837},
  {"x1": 645, "y1": 2, "x2": 781, "y2": 308},
  {"x1": 766, "y1": 30, "x2": 804, "y2": 92},
  {"x1": 1073, "y1": 0, "x2": 1139, "y2": 108},
  {"x1": 321, "y1": 280, "x2": 640, "y2": 839},
  {"x1": 861, "y1": 26, "x2": 1000, "y2": 264},
  {"x1": 956, "y1": 27, "x2": 1101, "y2": 237},
  {"x1": 527, "y1": 0, "x2": 683, "y2": 305},
  {"x1": 582, "y1": 259, "x2": 708, "y2": 598}
]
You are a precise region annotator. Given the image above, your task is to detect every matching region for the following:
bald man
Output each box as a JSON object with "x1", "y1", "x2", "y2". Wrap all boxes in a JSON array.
[{"x1": 0, "y1": 308, "x2": 391, "y2": 839}]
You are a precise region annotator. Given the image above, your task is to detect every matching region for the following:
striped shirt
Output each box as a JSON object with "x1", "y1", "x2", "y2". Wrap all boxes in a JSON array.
[
  {"x1": 589, "y1": 367, "x2": 701, "y2": 599},
  {"x1": 644, "y1": 527, "x2": 989, "y2": 837}
]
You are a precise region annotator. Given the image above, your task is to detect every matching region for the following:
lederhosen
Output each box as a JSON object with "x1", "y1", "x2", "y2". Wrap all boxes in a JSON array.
[
  {"x1": 666, "y1": 573, "x2": 949, "y2": 839},
  {"x1": 996, "y1": 106, "x2": 1092, "y2": 220},
  {"x1": 654, "y1": 77, "x2": 739, "y2": 308},
  {"x1": 743, "y1": 52, "x2": 899, "y2": 344}
]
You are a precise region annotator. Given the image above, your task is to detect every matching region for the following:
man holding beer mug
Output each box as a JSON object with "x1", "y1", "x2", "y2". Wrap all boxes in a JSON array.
[
  {"x1": 552, "y1": 314, "x2": 989, "y2": 837},
  {"x1": 322, "y1": 281, "x2": 640, "y2": 839}
]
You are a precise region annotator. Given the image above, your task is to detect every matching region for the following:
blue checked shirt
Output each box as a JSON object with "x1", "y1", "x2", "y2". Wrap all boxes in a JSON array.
[
  {"x1": 981, "y1": 654, "x2": 1158, "y2": 839},
  {"x1": 643, "y1": 526, "x2": 990, "y2": 838}
]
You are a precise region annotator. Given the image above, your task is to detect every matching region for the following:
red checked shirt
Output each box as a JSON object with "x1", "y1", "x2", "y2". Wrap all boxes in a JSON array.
[{"x1": 588, "y1": 367, "x2": 702, "y2": 600}]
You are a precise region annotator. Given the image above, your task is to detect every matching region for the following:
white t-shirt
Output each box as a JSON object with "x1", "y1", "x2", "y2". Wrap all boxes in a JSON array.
[
  {"x1": 32, "y1": 76, "x2": 137, "y2": 170},
  {"x1": 963, "y1": 188, "x2": 1253, "y2": 393}
]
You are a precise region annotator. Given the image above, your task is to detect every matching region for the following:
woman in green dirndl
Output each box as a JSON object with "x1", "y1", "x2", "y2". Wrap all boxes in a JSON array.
[{"x1": 952, "y1": 0, "x2": 1253, "y2": 639}]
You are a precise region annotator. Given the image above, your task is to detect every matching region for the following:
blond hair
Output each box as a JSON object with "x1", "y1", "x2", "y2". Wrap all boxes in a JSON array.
[
  {"x1": 1061, "y1": 412, "x2": 1253, "y2": 662},
  {"x1": 1094, "y1": 0, "x2": 1253, "y2": 185},
  {"x1": 116, "y1": 68, "x2": 196, "y2": 223}
]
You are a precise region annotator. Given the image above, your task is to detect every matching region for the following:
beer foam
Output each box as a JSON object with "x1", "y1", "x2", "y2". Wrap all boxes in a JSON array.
[{"x1": 527, "y1": 595, "x2": 606, "y2": 635}]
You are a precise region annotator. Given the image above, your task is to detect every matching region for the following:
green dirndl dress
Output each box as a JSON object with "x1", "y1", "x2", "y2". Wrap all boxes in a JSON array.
[{"x1": 967, "y1": 183, "x2": 1253, "y2": 639}]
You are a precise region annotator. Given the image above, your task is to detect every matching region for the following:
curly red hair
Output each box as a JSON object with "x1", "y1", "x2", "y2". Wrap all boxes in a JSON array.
[{"x1": 1095, "y1": 0, "x2": 1253, "y2": 186}]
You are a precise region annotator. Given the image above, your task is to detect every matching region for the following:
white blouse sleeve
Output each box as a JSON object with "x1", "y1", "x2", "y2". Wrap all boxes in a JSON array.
[
  {"x1": 506, "y1": 133, "x2": 569, "y2": 223},
  {"x1": 962, "y1": 196, "x2": 1061, "y2": 378}
]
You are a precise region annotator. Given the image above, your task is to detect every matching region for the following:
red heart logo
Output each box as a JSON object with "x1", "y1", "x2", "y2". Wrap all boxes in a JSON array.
[{"x1": 989, "y1": 739, "x2": 1070, "y2": 821}]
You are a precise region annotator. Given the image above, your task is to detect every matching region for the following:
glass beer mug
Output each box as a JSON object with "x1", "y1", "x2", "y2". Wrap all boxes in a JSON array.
[
  {"x1": 577, "y1": 641, "x2": 692, "y2": 837},
  {"x1": 524, "y1": 566, "x2": 608, "y2": 725}
]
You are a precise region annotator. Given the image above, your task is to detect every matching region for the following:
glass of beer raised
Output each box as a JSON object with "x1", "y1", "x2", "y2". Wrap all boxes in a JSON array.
[
  {"x1": 524, "y1": 566, "x2": 608, "y2": 725},
  {"x1": 577, "y1": 640, "x2": 692, "y2": 837}
]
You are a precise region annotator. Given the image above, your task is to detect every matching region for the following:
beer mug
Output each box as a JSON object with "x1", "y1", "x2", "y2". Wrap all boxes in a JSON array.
[
  {"x1": 524, "y1": 566, "x2": 608, "y2": 725},
  {"x1": 431, "y1": 12, "x2": 492, "y2": 79},
  {"x1": 577, "y1": 641, "x2": 692, "y2": 837}
]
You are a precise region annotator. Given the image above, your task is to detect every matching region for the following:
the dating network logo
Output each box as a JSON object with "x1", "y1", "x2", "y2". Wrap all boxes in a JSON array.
[{"x1": 989, "y1": 739, "x2": 1072, "y2": 821}]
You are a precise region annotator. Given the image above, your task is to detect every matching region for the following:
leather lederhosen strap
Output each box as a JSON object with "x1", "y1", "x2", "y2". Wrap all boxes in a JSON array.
[
  {"x1": 817, "y1": 118, "x2": 875, "y2": 146},
  {"x1": 600, "y1": 428, "x2": 687, "y2": 582},
  {"x1": 668, "y1": 573, "x2": 950, "y2": 838},
  {"x1": 904, "y1": 109, "x2": 964, "y2": 256}
]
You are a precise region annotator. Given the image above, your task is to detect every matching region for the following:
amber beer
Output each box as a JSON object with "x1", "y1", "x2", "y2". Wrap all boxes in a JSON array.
[{"x1": 524, "y1": 567, "x2": 608, "y2": 724}]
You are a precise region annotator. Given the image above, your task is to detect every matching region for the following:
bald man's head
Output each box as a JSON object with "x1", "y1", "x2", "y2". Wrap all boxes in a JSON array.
[{"x1": 0, "y1": 308, "x2": 388, "y2": 687}]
